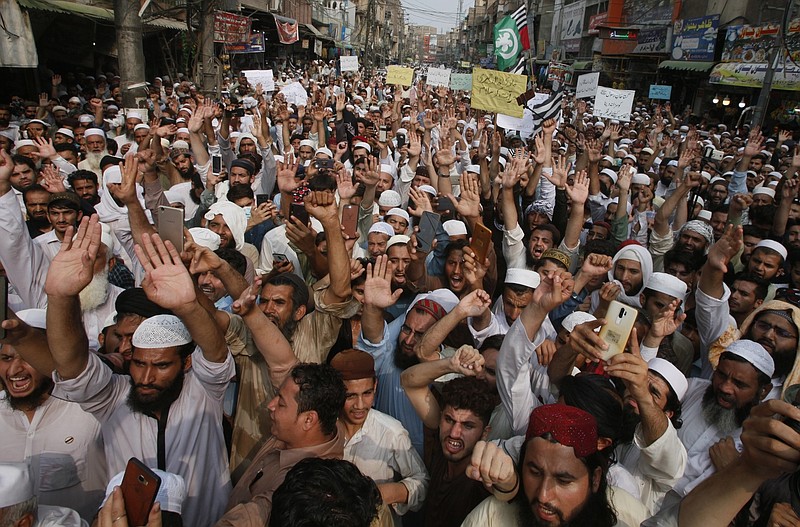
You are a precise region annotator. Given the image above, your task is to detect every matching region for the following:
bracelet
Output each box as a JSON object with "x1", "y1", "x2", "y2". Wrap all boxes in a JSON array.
[{"x1": 494, "y1": 477, "x2": 519, "y2": 495}]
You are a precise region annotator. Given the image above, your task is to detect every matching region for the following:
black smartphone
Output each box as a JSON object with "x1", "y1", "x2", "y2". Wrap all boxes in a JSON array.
[
  {"x1": 159, "y1": 117, "x2": 176, "y2": 126},
  {"x1": 417, "y1": 211, "x2": 440, "y2": 253},
  {"x1": 315, "y1": 158, "x2": 335, "y2": 171},
  {"x1": 212, "y1": 155, "x2": 222, "y2": 175},
  {"x1": 232, "y1": 107, "x2": 245, "y2": 118},
  {"x1": 120, "y1": 458, "x2": 161, "y2": 527},
  {"x1": 256, "y1": 194, "x2": 270, "y2": 207},
  {"x1": 273, "y1": 253, "x2": 288, "y2": 262},
  {"x1": 396, "y1": 134, "x2": 405, "y2": 148},
  {"x1": 437, "y1": 196, "x2": 455, "y2": 213},
  {"x1": 291, "y1": 203, "x2": 310, "y2": 225}
]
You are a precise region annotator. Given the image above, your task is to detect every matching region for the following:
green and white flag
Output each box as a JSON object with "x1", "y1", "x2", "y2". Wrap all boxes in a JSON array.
[{"x1": 494, "y1": 15, "x2": 522, "y2": 72}]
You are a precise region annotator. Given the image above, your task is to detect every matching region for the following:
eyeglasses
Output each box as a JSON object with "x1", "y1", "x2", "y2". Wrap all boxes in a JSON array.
[{"x1": 753, "y1": 319, "x2": 798, "y2": 340}]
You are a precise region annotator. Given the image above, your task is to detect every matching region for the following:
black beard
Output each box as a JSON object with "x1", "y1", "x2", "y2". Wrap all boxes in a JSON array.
[
  {"x1": 394, "y1": 346, "x2": 420, "y2": 370},
  {"x1": 179, "y1": 165, "x2": 196, "y2": 181},
  {"x1": 126, "y1": 369, "x2": 185, "y2": 415},
  {"x1": 620, "y1": 405, "x2": 640, "y2": 444},
  {"x1": 659, "y1": 175, "x2": 673, "y2": 187},
  {"x1": 0, "y1": 118, "x2": 9, "y2": 127},
  {"x1": 517, "y1": 487, "x2": 602, "y2": 527},
  {"x1": 772, "y1": 348, "x2": 796, "y2": 379},
  {"x1": 279, "y1": 317, "x2": 299, "y2": 341},
  {"x1": 5, "y1": 377, "x2": 53, "y2": 412},
  {"x1": 701, "y1": 384, "x2": 755, "y2": 433},
  {"x1": 28, "y1": 217, "x2": 50, "y2": 230}
]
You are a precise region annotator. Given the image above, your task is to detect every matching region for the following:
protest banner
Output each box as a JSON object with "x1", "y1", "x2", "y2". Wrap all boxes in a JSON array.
[
  {"x1": 280, "y1": 82, "x2": 309, "y2": 106},
  {"x1": 340, "y1": 55, "x2": 359, "y2": 72},
  {"x1": 386, "y1": 65, "x2": 415, "y2": 85},
  {"x1": 648, "y1": 85, "x2": 672, "y2": 99},
  {"x1": 243, "y1": 70, "x2": 275, "y2": 92},
  {"x1": 450, "y1": 73, "x2": 473, "y2": 91},
  {"x1": 427, "y1": 67, "x2": 452, "y2": 87},
  {"x1": 575, "y1": 72, "x2": 599, "y2": 99},
  {"x1": 471, "y1": 67, "x2": 527, "y2": 118},
  {"x1": 594, "y1": 86, "x2": 635, "y2": 121}
]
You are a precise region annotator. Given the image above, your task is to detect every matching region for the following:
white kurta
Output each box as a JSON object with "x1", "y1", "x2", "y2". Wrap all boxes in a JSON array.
[
  {"x1": 344, "y1": 409, "x2": 429, "y2": 524},
  {"x1": 52, "y1": 349, "x2": 236, "y2": 527},
  {"x1": 0, "y1": 394, "x2": 107, "y2": 520}
]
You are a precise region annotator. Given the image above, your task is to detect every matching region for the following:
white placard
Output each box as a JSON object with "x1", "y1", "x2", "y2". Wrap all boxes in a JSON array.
[
  {"x1": 593, "y1": 86, "x2": 635, "y2": 121},
  {"x1": 243, "y1": 70, "x2": 275, "y2": 93},
  {"x1": 496, "y1": 92, "x2": 550, "y2": 138},
  {"x1": 575, "y1": 72, "x2": 599, "y2": 99},
  {"x1": 340, "y1": 55, "x2": 359, "y2": 72},
  {"x1": 280, "y1": 81, "x2": 309, "y2": 107},
  {"x1": 426, "y1": 67, "x2": 452, "y2": 87}
]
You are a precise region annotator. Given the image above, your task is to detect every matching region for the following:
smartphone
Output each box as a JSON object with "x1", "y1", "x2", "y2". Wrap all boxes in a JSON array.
[
  {"x1": 315, "y1": 158, "x2": 335, "y2": 171},
  {"x1": 159, "y1": 117, "x2": 176, "y2": 126},
  {"x1": 396, "y1": 134, "x2": 405, "y2": 149},
  {"x1": 0, "y1": 276, "x2": 6, "y2": 340},
  {"x1": 291, "y1": 203, "x2": 310, "y2": 226},
  {"x1": 437, "y1": 196, "x2": 455, "y2": 213},
  {"x1": 273, "y1": 253, "x2": 288, "y2": 262},
  {"x1": 598, "y1": 300, "x2": 637, "y2": 361},
  {"x1": 120, "y1": 458, "x2": 161, "y2": 527},
  {"x1": 469, "y1": 223, "x2": 492, "y2": 264},
  {"x1": 212, "y1": 155, "x2": 222, "y2": 175},
  {"x1": 256, "y1": 194, "x2": 270, "y2": 207},
  {"x1": 158, "y1": 205, "x2": 184, "y2": 253},
  {"x1": 232, "y1": 107, "x2": 245, "y2": 118},
  {"x1": 342, "y1": 204, "x2": 358, "y2": 239},
  {"x1": 379, "y1": 126, "x2": 388, "y2": 142},
  {"x1": 417, "y1": 211, "x2": 440, "y2": 253}
]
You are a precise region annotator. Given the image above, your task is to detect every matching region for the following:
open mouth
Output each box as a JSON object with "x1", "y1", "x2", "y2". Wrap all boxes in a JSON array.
[
  {"x1": 7, "y1": 376, "x2": 32, "y2": 393},
  {"x1": 444, "y1": 438, "x2": 463, "y2": 455}
]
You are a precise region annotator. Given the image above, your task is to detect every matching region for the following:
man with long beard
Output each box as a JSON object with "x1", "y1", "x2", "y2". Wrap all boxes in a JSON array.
[
  {"x1": 77, "y1": 128, "x2": 108, "y2": 180},
  {"x1": 0, "y1": 308, "x2": 107, "y2": 521},
  {"x1": 660, "y1": 339, "x2": 774, "y2": 510},
  {"x1": 34, "y1": 220, "x2": 234, "y2": 527},
  {"x1": 0, "y1": 149, "x2": 120, "y2": 351}
]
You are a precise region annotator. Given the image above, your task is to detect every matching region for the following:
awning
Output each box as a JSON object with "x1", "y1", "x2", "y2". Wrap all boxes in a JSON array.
[
  {"x1": 658, "y1": 60, "x2": 715, "y2": 72},
  {"x1": 303, "y1": 23, "x2": 324, "y2": 38},
  {"x1": 572, "y1": 60, "x2": 592, "y2": 70},
  {"x1": 19, "y1": 0, "x2": 185, "y2": 30}
]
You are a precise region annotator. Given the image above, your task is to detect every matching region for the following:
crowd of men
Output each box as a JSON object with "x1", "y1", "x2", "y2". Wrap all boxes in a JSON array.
[{"x1": 1, "y1": 62, "x2": 800, "y2": 527}]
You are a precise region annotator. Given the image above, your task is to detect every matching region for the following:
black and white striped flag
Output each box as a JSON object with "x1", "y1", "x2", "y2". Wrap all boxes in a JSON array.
[
  {"x1": 529, "y1": 89, "x2": 563, "y2": 136},
  {"x1": 508, "y1": 4, "x2": 529, "y2": 75}
]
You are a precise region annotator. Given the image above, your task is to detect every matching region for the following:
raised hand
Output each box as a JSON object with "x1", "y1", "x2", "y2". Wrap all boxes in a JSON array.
[
  {"x1": 616, "y1": 165, "x2": 634, "y2": 193},
  {"x1": 134, "y1": 233, "x2": 196, "y2": 311},
  {"x1": 304, "y1": 190, "x2": 339, "y2": 224},
  {"x1": 364, "y1": 255, "x2": 403, "y2": 309},
  {"x1": 566, "y1": 169, "x2": 590, "y2": 205},
  {"x1": 276, "y1": 156, "x2": 301, "y2": 193},
  {"x1": 231, "y1": 278, "x2": 262, "y2": 318},
  {"x1": 462, "y1": 247, "x2": 489, "y2": 291},
  {"x1": 335, "y1": 168, "x2": 357, "y2": 200},
  {"x1": 40, "y1": 164, "x2": 66, "y2": 193},
  {"x1": 605, "y1": 328, "x2": 649, "y2": 396},
  {"x1": 33, "y1": 137, "x2": 56, "y2": 160},
  {"x1": 744, "y1": 126, "x2": 765, "y2": 157},
  {"x1": 452, "y1": 172, "x2": 481, "y2": 219},
  {"x1": 407, "y1": 132, "x2": 422, "y2": 158},
  {"x1": 585, "y1": 137, "x2": 603, "y2": 164},
  {"x1": 580, "y1": 253, "x2": 612, "y2": 277},
  {"x1": 466, "y1": 441, "x2": 517, "y2": 493},
  {"x1": 535, "y1": 340, "x2": 557, "y2": 367},
  {"x1": 408, "y1": 186, "x2": 433, "y2": 217},
  {"x1": 545, "y1": 155, "x2": 569, "y2": 188},
  {"x1": 455, "y1": 288, "x2": 492, "y2": 318},
  {"x1": 649, "y1": 298, "x2": 687, "y2": 340},
  {"x1": 531, "y1": 269, "x2": 573, "y2": 313},
  {"x1": 448, "y1": 345, "x2": 485, "y2": 376},
  {"x1": 542, "y1": 118, "x2": 557, "y2": 136},
  {"x1": 707, "y1": 224, "x2": 743, "y2": 273},
  {"x1": 45, "y1": 215, "x2": 102, "y2": 297},
  {"x1": 108, "y1": 159, "x2": 139, "y2": 206}
]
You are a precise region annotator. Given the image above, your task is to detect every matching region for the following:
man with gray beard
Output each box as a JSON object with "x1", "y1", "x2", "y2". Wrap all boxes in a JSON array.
[
  {"x1": 657, "y1": 339, "x2": 774, "y2": 513},
  {"x1": 77, "y1": 128, "x2": 108, "y2": 180}
]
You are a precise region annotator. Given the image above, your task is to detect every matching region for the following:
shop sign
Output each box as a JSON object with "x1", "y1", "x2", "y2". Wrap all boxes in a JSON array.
[{"x1": 671, "y1": 14, "x2": 719, "y2": 61}]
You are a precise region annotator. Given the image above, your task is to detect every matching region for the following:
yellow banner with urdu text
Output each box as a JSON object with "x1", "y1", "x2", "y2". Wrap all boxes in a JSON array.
[
  {"x1": 386, "y1": 66, "x2": 415, "y2": 86},
  {"x1": 471, "y1": 67, "x2": 527, "y2": 118}
]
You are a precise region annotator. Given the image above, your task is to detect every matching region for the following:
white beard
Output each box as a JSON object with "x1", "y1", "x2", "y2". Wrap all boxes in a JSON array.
[
  {"x1": 79, "y1": 269, "x2": 110, "y2": 312},
  {"x1": 84, "y1": 151, "x2": 104, "y2": 171}
]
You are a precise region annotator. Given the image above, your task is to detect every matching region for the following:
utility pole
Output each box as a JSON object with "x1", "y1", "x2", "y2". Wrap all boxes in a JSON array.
[
  {"x1": 197, "y1": 0, "x2": 219, "y2": 96},
  {"x1": 114, "y1": 0, "x2": 146, "y2": 108},
  {"x1": 455, "y1": 0, "x2": 463, "y2": 64},
  {"x1": 363, "y1": 0, "x2": 374, "y2": 67}
]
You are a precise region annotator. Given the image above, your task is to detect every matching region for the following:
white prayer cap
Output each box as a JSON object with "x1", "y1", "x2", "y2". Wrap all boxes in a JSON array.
[
  {"x1": 134, "y1": 123, "x2": 150, "y2": 132},
  {"x1": 710, "y1": 176, "x2": 727, "y2": 186},
  {"x1": 396, "y1": 127, "x2": 408, "y2": 136},
  {"x1": 562, "y1": 312, "x2": 596, "y2": 333},
  {"x1": 411, "y1": 288, "x2": 460, "y2": 316},
  {"x1": 632, "y1": 173, "x2": 650, "y2": 185},
  {"x1": 754, "y1": 239, "x2": 788, "y2": 260},
  {"x1": 465, "y1": 164, "x2": 481, "y2": 174},
  {"x1": 28, "y1": 118, "x2": 48, "y2": 127},
  {"x1": 353, "y1": 141, "x2": 371, "y2": 153},
  {"x1": 84, "y1": 128, "x2": 106, "y2": 139},
  {"x1": 623, "y1": 154, "x2": 637, "y2": 162},
  {"x1": 379, "y1": 164, "x2": 397, "y2": 177},
  {"x1": 504, "y1": 268, "x2": 540, "y2": 289},
  {"x1": 646, "y1": 272, "x2": 688, "y2": 302},
  {"x1": 16, "y1": 308, "x2": 46, "y2": 330},
  {"x1": 768, "y1": 171, "x2": 784, "y2": 180},
  {"x1": 600, "y1": 168, "x2": 618, "y2": 184},
  {"x1": 641, "y1": 147, "x2": 655, "y2": 155},
  {"x1": 13, "y1": 139, "x2": 36, "y2": 152},
  {"x1": 753, "y1": 187, "x2": 776, "y2": 198},
  {"x1": 724, "y1": 339, "x2": 775, "y2": 378},
  {"x1": 171, "y1": 140, "x2": 190, "y2": 150},
  {"x1": 700, "y1": 171, "x2": 712, "y2": 181},
  {"x1": 693, "y1": 196, "x2": 705, "y2": 208},
  {"x1": 79, "y1": 114, "x2": 94, "y2": 124},
  {"x1": 315, "y1": 147, "x2": 333, "y2": 158},
  {"x1": 368, "y1": 222, "x2": 394, "y2": 237},
  {"x1": 601, "y1": 155, "x2": 615, "y2": 164},
  {"x1": 418, "y1": 184, "x2": 437, "y2": 196},
  {"x1": 132, "y1": 314, "x2": 192, "y2": 349},
  {"x1": 697, "y1": 210, "x2": 712, "y2": 221},
  {"x1": 378, "y1": 190, "x2": 402, "y2": 208},
  {"x1": 299, "y1": 139, "x2": 315, "y2": 149},
  {"x1": 386, "y1": 234, "x2": 411, "y2": 249},
  {"x1": 55, "y1": 127, "x2": 75, "y2": 139},
  {"x1": 443, "y1": 219, "x2": 468, "y2": 236},
  {"x1": 497, "y1": 157, "x2": 507, "y2": 169},
  {"x1": 126, "y1": 110, "x2": 144, "y2": 121},
  {"x1": 666, "y1": 160, "x2": 679, "y2": 167},
  {"x1": 105, "y1": 469, "x2": 187, "y2": 515},
  {"x1": 204, "y1": 201, "x2": 246, "y2": 250},
  {"x1": 99, "y1": 222, "x2": 116, "y2": 253},
  {"x1": 499, "y1": 147, "x2": 511, "y2": 158},
  {"x1": 103, "y1": 311, "x2": 117, "y2": 330},
  {"x1": 648, "y1": 358, "x2": 688, "y2": 401},
  {"x1": 104, "y1": 165, "x2": 122, "y2": 184},
  {"x1": 0, "y1": 462, "x2": 34, "y2": 507},
  {"x1": 385, "y1": 207, "x2": 410, "y2": 222},
  {"x1": 188, "y1": 227, "x2": 221, "y2": 251},
  {"x1": 679, "y1": 125, "x2": 689, "y2": 133}
]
